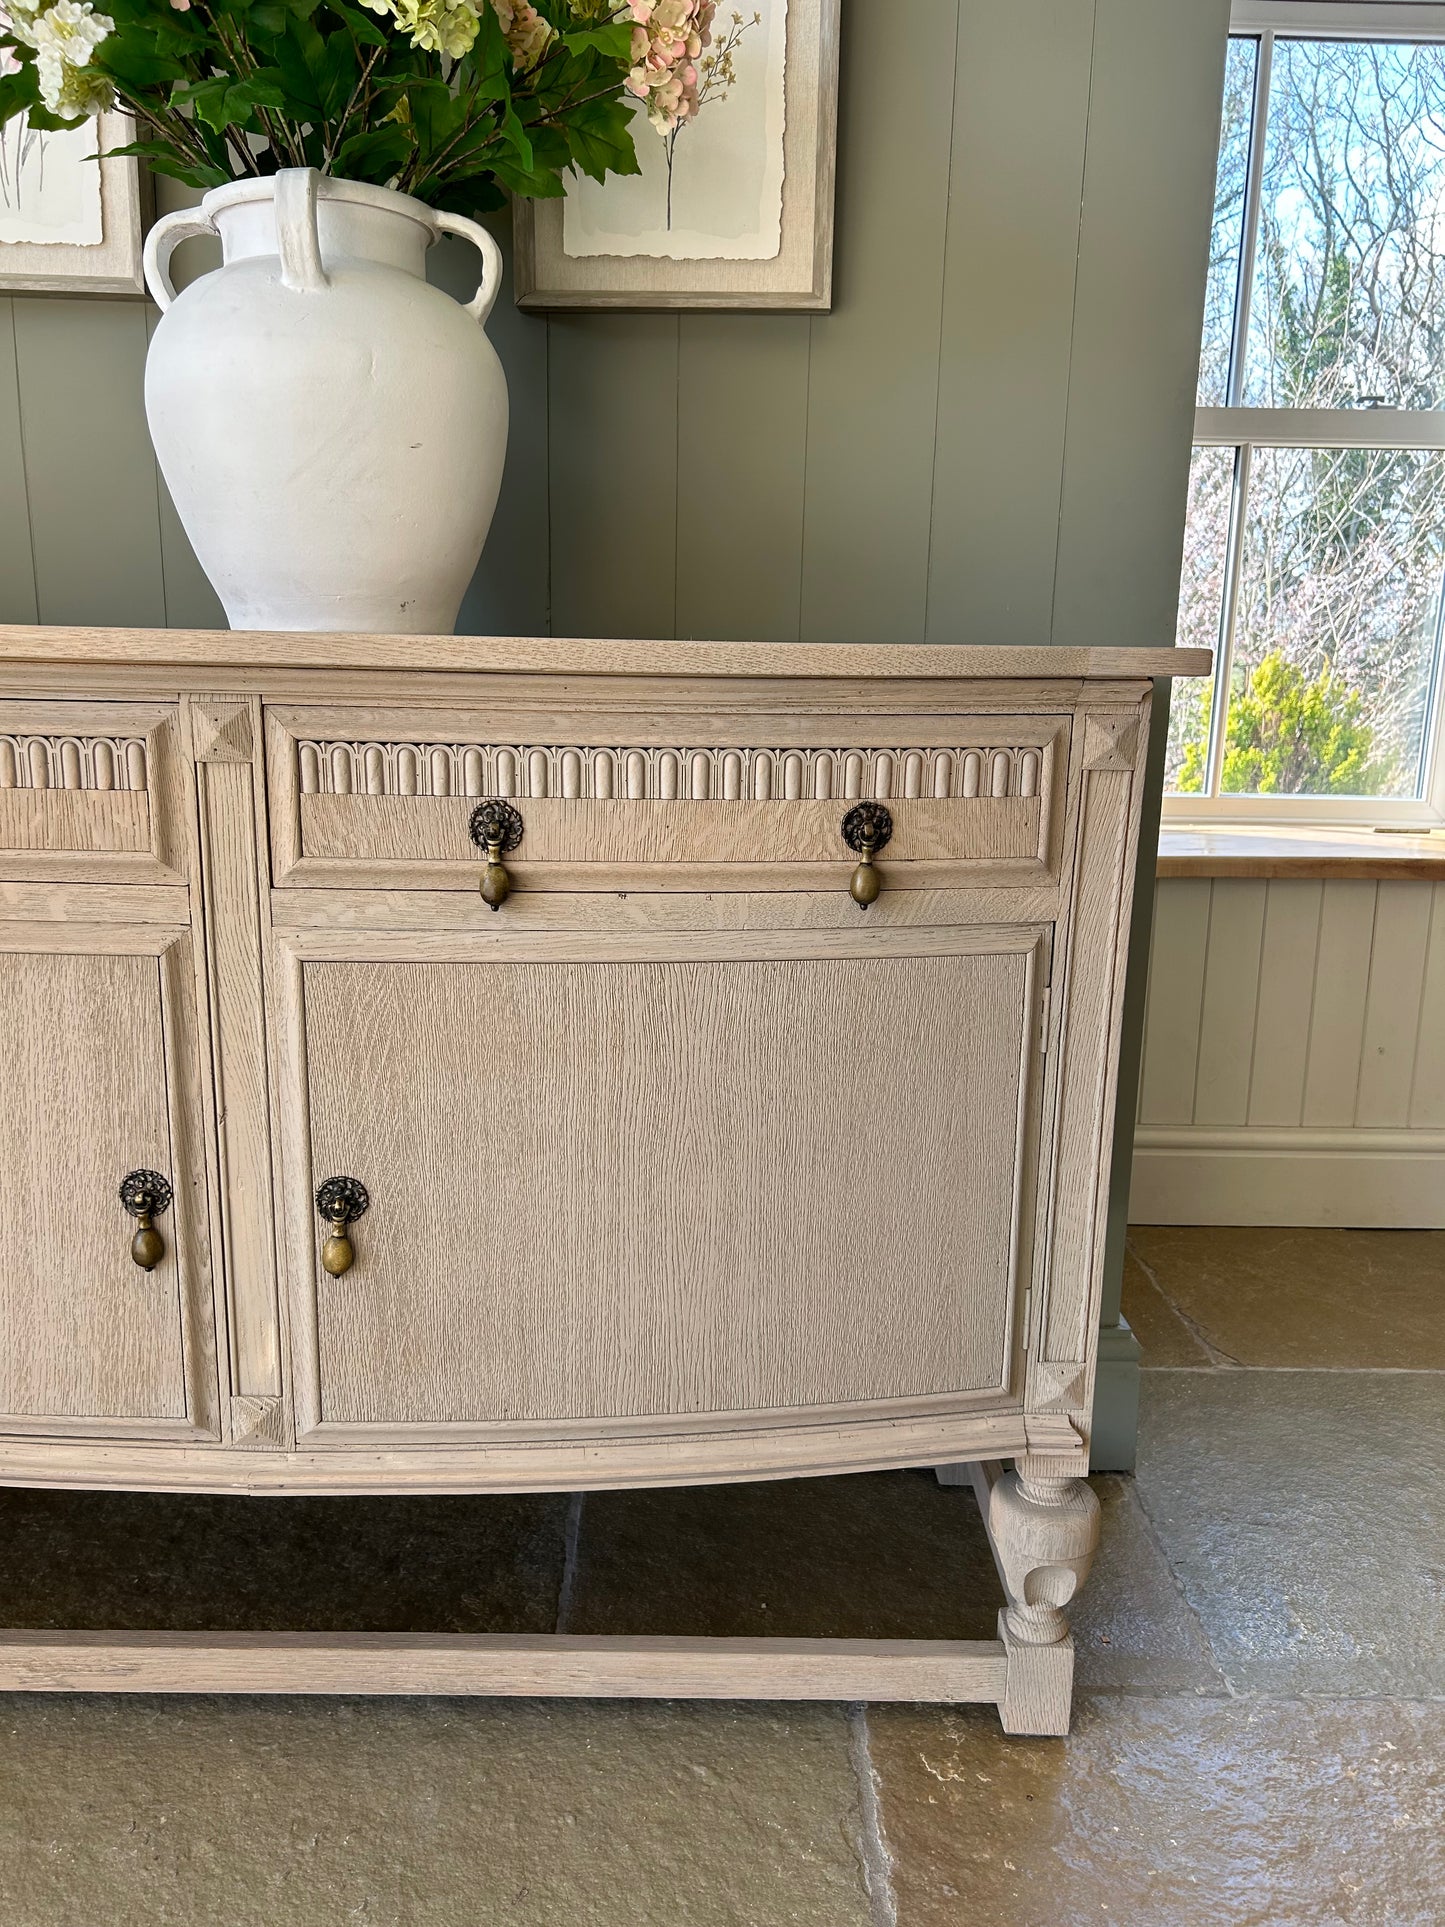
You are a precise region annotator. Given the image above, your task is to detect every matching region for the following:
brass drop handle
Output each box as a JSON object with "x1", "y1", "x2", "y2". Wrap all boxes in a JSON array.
[
  {"x1": 120, "y1": 1169, "x2": 173, "y2": 1271},
  {"x1": 468, "y1": 800, "x2": 525, "y2": 912},
  {"x1": 315, "y1": 1176, "x2": 370, "y2": 1277},
  {"x1": 841, "y1": 803, "x2": 894, "y2": 909}
]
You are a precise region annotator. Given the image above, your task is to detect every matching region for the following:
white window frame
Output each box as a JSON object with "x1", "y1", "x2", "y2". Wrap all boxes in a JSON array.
[{"x1": 1171, "y1": 0, "x2": 1445, "y2": 828}]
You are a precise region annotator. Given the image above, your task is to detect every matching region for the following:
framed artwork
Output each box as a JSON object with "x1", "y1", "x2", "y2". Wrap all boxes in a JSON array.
[
  {"x1": 0, "y1": 109, "x2": 147, "y2": 295},
  {"x1": 513, "y1": 0, "x2": 839, "y2": 312}
]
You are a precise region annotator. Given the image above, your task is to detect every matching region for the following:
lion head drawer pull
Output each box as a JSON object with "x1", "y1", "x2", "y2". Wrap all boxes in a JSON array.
[
  {"x1": 315, "y1": 1176, "x2": 370, "y2": 1277},
  {"x1": 119, "y1": 1169, "x2": 173, "y2": 1271},
  {"x1": 841, "y1": 803, "x2": 894, "y2": 909},
  {"x1": 468, "y1": 800, "x2": 525, "y2": 911}
]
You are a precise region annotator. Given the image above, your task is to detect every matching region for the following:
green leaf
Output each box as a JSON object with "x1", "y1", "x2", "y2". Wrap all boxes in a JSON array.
[
  {"x1": 22, "y1": 102, "x2": 90, "y2": 133},
  {"x1": 0, "y1": 67, "x2": 40, "y2": 126},
  {"x1": 100, "y1": 136, "x2": 229, "y2": 189},
  {"x1": 560, "y1": 22, "x2": 633, "y2": 62},
  {"x1": 499, "y1": 100, "x2": 533, "y2": 171},
  {"x1": 487, "y1": 155, "x2": 566, "y2": 197},
  {"x1": 564, "y1": 92, "x2": 639, "y2": 182},
  {"x1": 274, "y1": 20, "x2": 325, "y2": 112},
  {"x1": 96, "y1": 38, "x2": 186, "y2": 89},
  {"x1": 325, "y1": 0, "x2": 390, "y2": 48},
  {"x1": 317, "y1": 30, "x2": 359, "y2": 119},
  {"x1": 334, "y1": 121, "x2": 415, "y2": 179}
]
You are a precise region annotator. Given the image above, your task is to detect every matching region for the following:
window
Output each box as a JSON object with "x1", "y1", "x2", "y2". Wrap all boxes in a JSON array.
[{"x1": 1171, "y1": 2, "x2": 1445, "y2": 825}]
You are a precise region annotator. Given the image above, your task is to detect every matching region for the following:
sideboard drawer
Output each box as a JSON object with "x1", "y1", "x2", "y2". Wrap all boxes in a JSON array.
[
  {"x1": 266, "y1": 706, "x2": 1069, "y2": 893},
  {"x1": 0, "y1": 702, "x2": 188, "y2": 886}
]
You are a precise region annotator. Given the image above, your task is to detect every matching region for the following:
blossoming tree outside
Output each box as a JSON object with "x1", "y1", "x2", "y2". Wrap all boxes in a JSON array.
[{"x1": 0, "y1": 0, "x2": 721, "y2": 212}]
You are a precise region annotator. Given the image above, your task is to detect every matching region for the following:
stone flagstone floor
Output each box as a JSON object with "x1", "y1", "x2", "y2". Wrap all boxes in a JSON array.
[{"x1": 0, "y1": 1226, "x2": 1441, "y2": 1925}]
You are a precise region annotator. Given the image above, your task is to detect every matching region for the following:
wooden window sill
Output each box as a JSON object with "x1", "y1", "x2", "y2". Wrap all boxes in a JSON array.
[{"x1": 1156, "y1": 824, "x2": 1445, "y2": 880}]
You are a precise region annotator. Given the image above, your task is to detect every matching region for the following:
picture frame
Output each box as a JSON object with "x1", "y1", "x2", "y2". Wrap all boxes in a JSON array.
[
  {"x1": 513, "y1": 0, "x2": 839, "y2": 312},
  {"x1": 0, "y1": 109, "x2": 148, "y2": 296}
]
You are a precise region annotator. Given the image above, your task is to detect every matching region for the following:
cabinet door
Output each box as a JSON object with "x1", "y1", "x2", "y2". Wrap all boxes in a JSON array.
[
  {"x1": 0, "y1": 928, "x2": 217, "y2": 1436},
  {"x1": 279, "y1": 922, "x2": 1046, "y2": 1447}
]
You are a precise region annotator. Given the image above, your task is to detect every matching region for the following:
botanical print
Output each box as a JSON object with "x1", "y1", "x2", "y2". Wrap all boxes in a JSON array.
[
  {"x1": 0, "y1": 112, "x2": 102, "y2": 247},
  {"x1": 563, "y1": 0, "x2": 787, "y2": 262}
]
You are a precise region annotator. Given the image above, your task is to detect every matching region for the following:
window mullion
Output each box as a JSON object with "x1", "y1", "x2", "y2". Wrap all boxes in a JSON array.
[
  {"x1": 1227, "y1": 29, "x2": 1273, "y2": 409},
  {"x1": 1205, "y1": 442, "x2": 1252, "y2": 798}
]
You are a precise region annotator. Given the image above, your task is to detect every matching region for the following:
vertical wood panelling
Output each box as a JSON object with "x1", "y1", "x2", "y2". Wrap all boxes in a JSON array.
[
  {"x1": 547, "y1": 314, "x2": 679, "y2": 639},
  {"x1": 1137, "y1": 876, "x2": 1209, "y2": 1124},
  {"x1": 1409, "y1": 884, "x2": 1445, "y2": 1127},
  {"x1": 1050, "y1": 0, "x2": 1230, "y2": 651},
  {"x1": 1355, "y1": 880, "x2": 1433, "y2": 1127},
  {"x1": 1247, "y1": 880, "x2": 1322, "y2": 1126},
  {"x1": 674, "y1": 315, "x2": 810, "y2": 641},
  {"x1": 1301, "y1": 881, "x2": 1378, "y2": 1127},
  {"x1": 13, "y1": 299, "x2": 166, "y2": 628},
  {"x1": 925, "y1": 0, "x2": 1093, "y2": 647},
  {"x1": 1145, "y1": 875, "x2": 1445, "y2": 1137},
  {"x1": 1192, "y1": 879, "x2": 1266, "y2": 1126},
  {"x1": 796, "y1": 0, "x2": 957, "y2": 645},
  {"x1": 448, "y1": 211, "x2": 551, "y2": 638},
  {"x1": 0, "y1": 299, "x2": 37, "y2": 624}
]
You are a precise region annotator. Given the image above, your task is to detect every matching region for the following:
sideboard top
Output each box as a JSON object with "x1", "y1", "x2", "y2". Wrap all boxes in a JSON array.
[{"x1": 0, "y1": 626, "x2": 1211, "y2": 684}]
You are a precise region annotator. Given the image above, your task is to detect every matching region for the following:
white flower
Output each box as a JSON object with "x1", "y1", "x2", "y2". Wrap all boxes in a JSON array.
[
  {"x1": 20, "y1": 0, "x2": 114, "y2": 115},
  {"x1": 30, "y1": 0, "x2": 112, "y2": 64},
  {"x1": 46, "y1": 54, "x2": 111, "y2": 114}
]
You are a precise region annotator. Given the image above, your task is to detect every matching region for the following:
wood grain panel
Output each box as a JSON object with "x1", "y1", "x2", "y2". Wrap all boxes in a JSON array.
[
  {"x1": 0, "y1": 1629, "x2": 1007, "y2": 1701},
  {"x1": 0, "y1": 789, "x2": 151, "y2": 855},
  {"x1": 926, "y1": 0, "x2": 1093, "y2": 646},
  {"x1": 12, "y1": 300, "x2": 166, "y2": 628},
  {"x1": 1247, "y1": 880, "x2": 1323, "y2": 1127},
  {"x1": 296, "y1": 943, "x2": 1037, "y2": 1430},
  {"x1": 675, "y1": 315, "x2": 809, "y2": 642},
  {"x1": 0, "y1": 947, "x2": 187, "y2": 1423},
  {"x1": 798, "y1": 0, "x2": 956, "y2": 643},
  {"x1": 1302, "y1": 881, "x2": 1378, "y2": 1128},
  {"x1": 0, "y1": 300, "x2": 37, "y2": 626},
  {"x1": 194, "y1": 725, "x2": 281, "y2": 1404},
  {"x1": 1136, "y1": 876, "x2": 1209, "y2": 1126},
  {"x1": 1192, "y1": 880, "x2": 1266, "y2": 1128},
  {"x1": 547, "y1": 315, "x2": 678, "y2": 639},
  {"x1": 1355, "y1": 880, "x2": 1433, "y2": 1127},
  {"x1": 297, "y1": 793, "x2": 1045, "y2": 869}
]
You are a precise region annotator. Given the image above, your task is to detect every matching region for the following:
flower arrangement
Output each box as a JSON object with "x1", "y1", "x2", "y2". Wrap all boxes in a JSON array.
[{"x1": 0, "y1": 0, "x2": 724, "y2": 214}]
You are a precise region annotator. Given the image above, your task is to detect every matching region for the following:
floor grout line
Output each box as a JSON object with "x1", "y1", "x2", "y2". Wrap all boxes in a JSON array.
[
  {"x1": 1125, "y1": 1237, "x2": 1243, "y2": 1367},
  {"x1": 553, "y1": 1491, "x2": 585, "y2": 1635},
  {"x1": 1141, "y1": 1364, "x2": 1445, "y2": 1375},
  {"x1": 1122, "y1": 1469, "x2": 1241, "y2": 1702},
  {"x1": 846, "y1": 1703, "x2": 898, "y2": 1927}
]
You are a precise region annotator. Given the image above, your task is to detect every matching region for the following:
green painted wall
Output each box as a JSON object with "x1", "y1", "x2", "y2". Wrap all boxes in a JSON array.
[{"x1": 0, "y1": 0, "x2": 1230, "y2": 1450}]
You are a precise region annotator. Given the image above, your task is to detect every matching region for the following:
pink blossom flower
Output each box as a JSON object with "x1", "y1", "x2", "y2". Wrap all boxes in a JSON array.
[{"x1": 625, "y1": 0, "x2": 715, "y2": 132}]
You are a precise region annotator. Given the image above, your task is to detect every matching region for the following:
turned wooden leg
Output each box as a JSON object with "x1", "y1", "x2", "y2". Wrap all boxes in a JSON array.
[{"x1": 986, "y1": 1466, "x2": 1100, "y2": 1735}]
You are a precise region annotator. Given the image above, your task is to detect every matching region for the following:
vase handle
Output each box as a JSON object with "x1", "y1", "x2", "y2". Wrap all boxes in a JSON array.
[
  {"x1": 432, "y1": 212, "x2": 504, "y2": 327},
  {"x1": 275, "y1": 168, "x2": 328, "y2": 293},
  {"x1": 142, "y1": 207, "x2": 218, "y2": 313}
]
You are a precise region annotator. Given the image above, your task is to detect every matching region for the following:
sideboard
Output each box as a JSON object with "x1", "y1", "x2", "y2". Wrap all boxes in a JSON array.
[{"x1": 0, "y1": 627, "x2": 1208, "y2": 1731}]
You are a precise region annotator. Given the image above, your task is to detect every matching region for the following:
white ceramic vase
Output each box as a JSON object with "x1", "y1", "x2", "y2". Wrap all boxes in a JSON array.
[{"x1": 142, "y1": 169, "x2": 509, "y2": 634}]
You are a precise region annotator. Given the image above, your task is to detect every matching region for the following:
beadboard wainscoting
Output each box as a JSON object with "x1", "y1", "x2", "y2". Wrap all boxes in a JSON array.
[{"x1": 1133, "y1": 875, "x2": 1445, "y2": 1227}]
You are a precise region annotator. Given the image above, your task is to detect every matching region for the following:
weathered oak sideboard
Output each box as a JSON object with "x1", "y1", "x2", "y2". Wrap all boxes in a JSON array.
[{"x1": 0, "y1": 628, "x2": 1208, "y2": 1731}]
